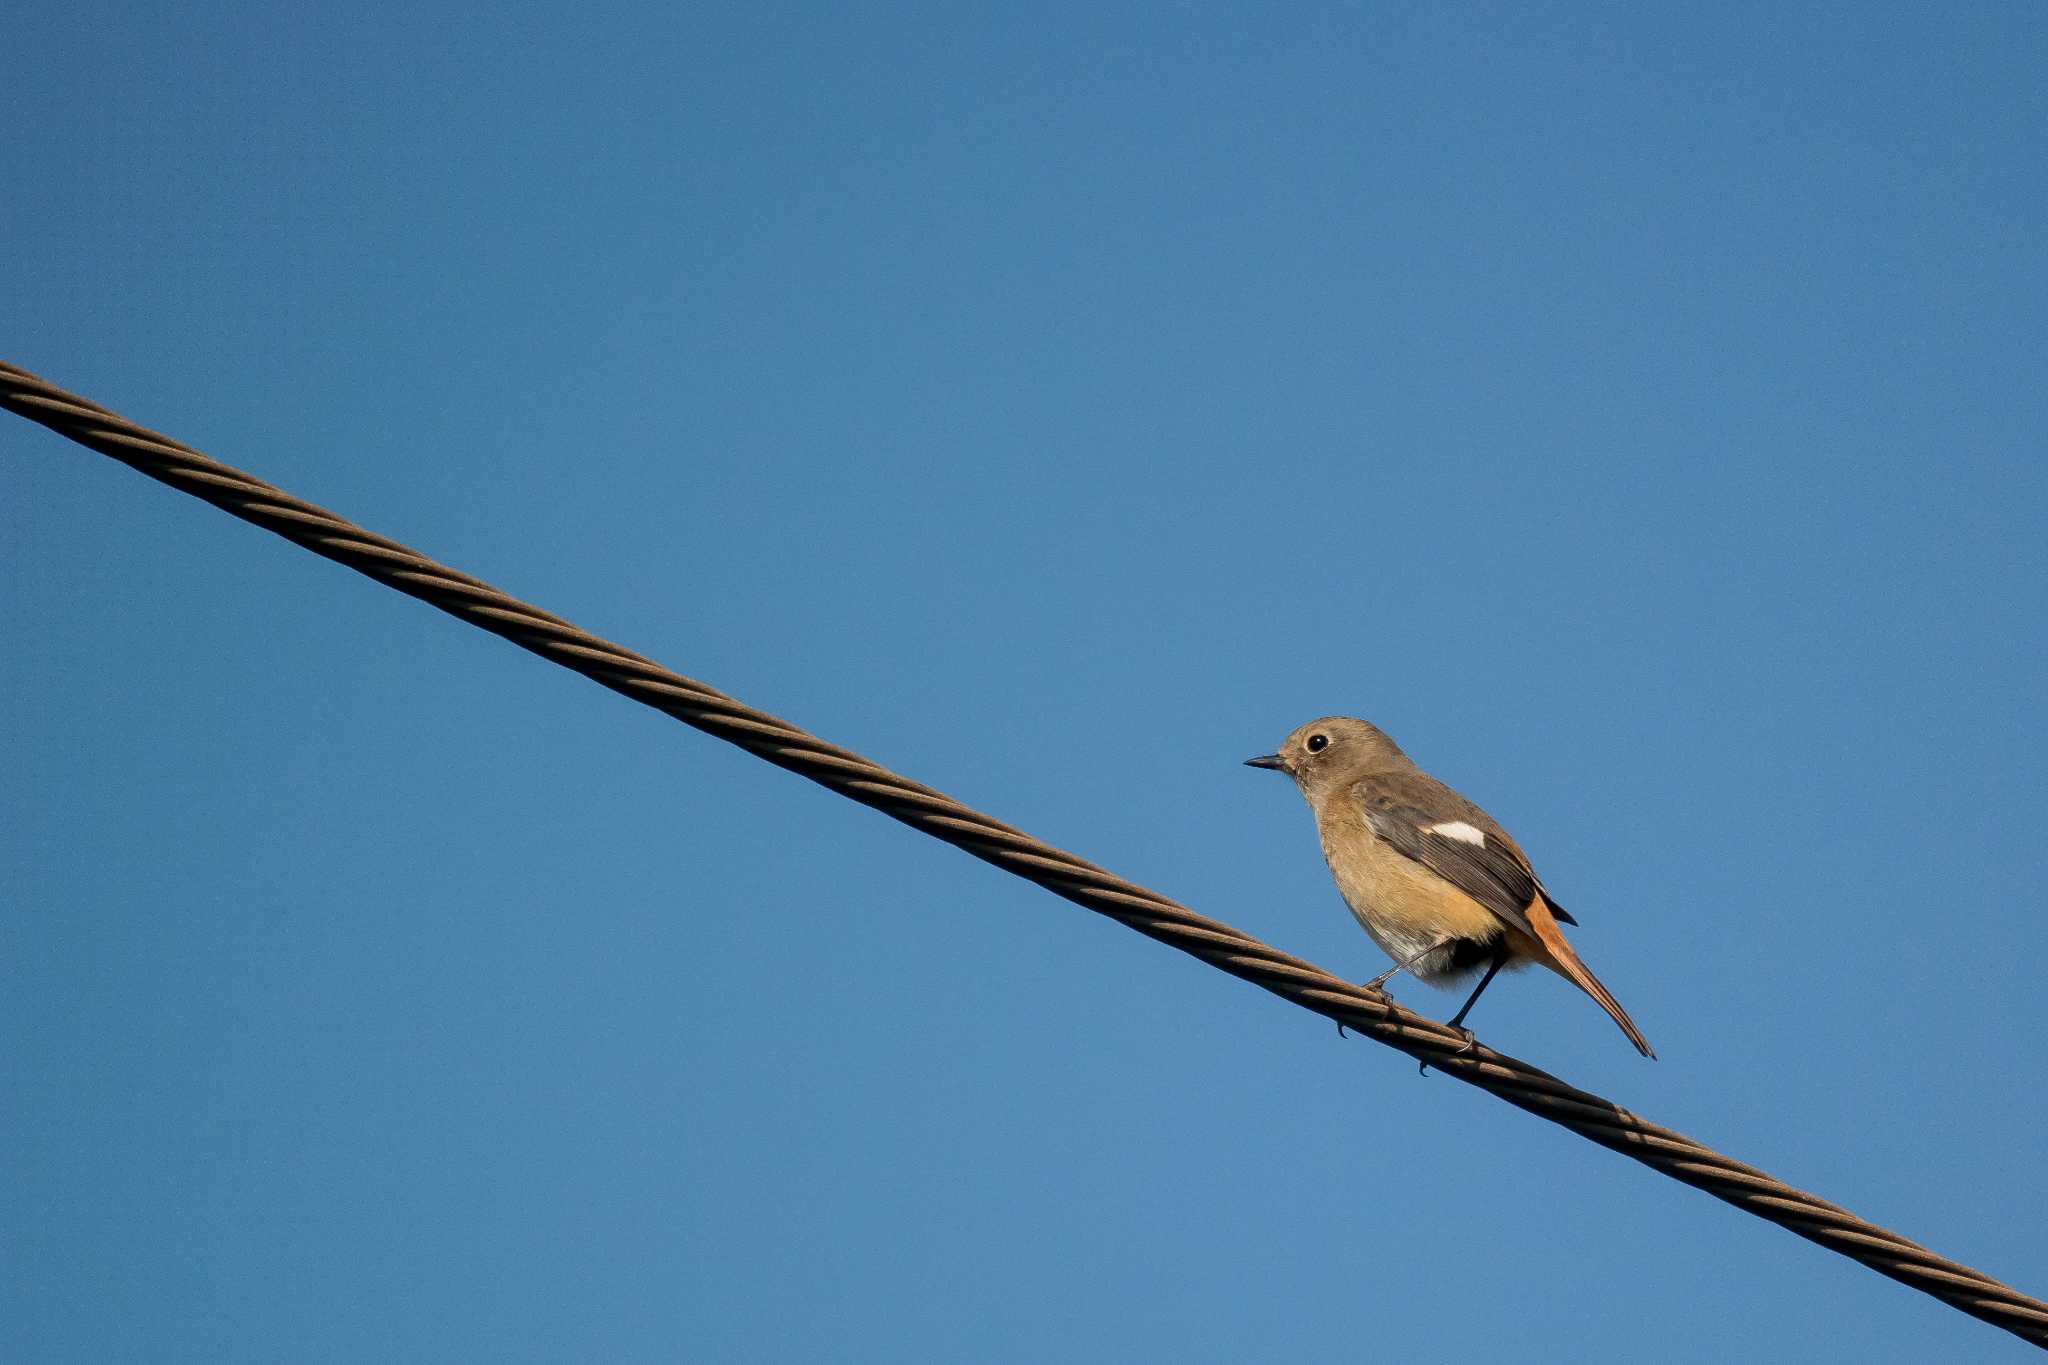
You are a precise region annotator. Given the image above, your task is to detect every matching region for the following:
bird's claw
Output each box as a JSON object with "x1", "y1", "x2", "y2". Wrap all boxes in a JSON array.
[
  {"x1": 1340, "y1": 972, "x2": 1398, "y2": 1039},
  {"x1": 1419, "y1": 1027, "x2": 1478, "y2": 1077}
]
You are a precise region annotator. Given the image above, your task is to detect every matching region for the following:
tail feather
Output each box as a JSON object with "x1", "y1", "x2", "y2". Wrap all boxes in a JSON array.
[{"x1": 1523, "y1": 895, "x2": 1655, "y2": 1059}]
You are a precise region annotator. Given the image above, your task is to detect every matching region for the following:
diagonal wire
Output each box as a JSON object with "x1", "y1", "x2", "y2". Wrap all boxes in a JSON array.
[{"x1": 4, "y1": 357, "x2": 2043, "y2": 1350}]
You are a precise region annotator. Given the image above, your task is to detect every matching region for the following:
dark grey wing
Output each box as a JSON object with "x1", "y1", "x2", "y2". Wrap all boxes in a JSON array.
[{"x1": 1356, "y1": 784, "x2": 1550, "y2": 939}]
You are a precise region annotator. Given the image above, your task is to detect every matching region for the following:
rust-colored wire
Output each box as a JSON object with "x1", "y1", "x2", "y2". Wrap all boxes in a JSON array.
[{"x1": 5, "y1": 357, "x2": 2043, "y2": 1350}]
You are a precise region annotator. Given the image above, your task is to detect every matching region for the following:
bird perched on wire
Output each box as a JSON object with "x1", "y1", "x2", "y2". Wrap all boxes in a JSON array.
[{"x1": 1246, "y1": 716, "x2": 1653, "y2": 1060}]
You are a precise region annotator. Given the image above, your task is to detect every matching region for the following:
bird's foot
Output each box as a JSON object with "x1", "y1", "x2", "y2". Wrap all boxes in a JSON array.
[
  {"x1": 1345, "y1": 971, "x2": 1398, "y2": 1037},
  {"x1": 1418, "y1": 1026, "x2": 1478, "y2": 1078}
]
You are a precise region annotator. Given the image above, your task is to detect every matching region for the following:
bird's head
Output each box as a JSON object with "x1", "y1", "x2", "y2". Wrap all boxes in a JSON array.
[{"x1": 1244, "y1": 715, "x2": 1408, "y2": 798}]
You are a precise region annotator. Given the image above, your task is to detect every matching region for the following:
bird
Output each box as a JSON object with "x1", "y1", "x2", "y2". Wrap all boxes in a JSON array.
[{"x1": 1246, "y1": 715, "x2": 1654, "y2": 1059}]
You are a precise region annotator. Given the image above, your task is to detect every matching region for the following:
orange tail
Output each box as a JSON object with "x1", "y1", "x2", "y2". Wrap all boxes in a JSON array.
[{"x1": 1523, "y1": 896, "x2": 1655, "y2": 1059}]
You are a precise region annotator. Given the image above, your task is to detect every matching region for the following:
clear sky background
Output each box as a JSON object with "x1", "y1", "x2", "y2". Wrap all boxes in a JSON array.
[{"x1": 6, "y1": 5, "x2": 2046, "y2": 1362}]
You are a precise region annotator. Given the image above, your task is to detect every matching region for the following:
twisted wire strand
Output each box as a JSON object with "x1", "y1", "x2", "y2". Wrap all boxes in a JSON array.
[{"x1": 6, "y1": 358, "x2": 2042, "y2": 1349}]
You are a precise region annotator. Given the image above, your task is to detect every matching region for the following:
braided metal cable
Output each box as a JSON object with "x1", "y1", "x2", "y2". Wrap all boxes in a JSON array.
[{"x1": 5, "y1": 358, "x2": 2043, "y2": 1349}]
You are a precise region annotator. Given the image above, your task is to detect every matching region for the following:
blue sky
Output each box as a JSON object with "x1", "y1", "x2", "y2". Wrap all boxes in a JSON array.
[{"x1": 6, "y1": 4, "x2": 2046, "y2": 1361}]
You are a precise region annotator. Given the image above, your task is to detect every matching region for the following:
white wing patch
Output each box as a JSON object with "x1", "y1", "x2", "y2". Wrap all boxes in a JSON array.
[{"x1": 1425, "y1": 820, "x2": 1486, "y2": 846}]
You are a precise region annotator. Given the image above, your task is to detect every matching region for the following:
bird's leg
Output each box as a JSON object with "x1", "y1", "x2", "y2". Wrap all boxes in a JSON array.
[
  {"x1": 1445, "y1": 946, "x2": 1507, "y2": 1032},
  {"x1": 1420, "y1": 945, "x2": 1508, "y2": 1076},
  {"x1": 1362, "y1": 940, "x2": 1452, "y2": 992},
  {"x1": 1339, "y1": 940, "x2": 1454, "y2": 1037}
]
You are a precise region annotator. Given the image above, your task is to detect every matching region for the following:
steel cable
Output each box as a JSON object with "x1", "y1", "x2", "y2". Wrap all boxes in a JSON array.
[{"x1": 5, "y1": 358, "x2": 2042, "y2": 1349}]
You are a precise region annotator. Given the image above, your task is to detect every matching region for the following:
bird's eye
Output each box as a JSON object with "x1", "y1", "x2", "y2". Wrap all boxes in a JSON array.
[{"x1": 1305, "y1": 733, "x2": 1329, "y2": 753}]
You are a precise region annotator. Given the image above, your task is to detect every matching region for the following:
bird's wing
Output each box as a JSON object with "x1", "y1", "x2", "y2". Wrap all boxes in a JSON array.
[
  {"x1": 1357, "y1": 777, "x2": 1654, "y2": 1057},
  {"x1": 1354, "y1": 780, "x2": 1551, "y2": 940}
]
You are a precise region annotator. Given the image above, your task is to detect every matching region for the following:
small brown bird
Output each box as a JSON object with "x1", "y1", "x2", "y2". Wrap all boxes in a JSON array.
[{"x1": 1247, "y1": 716, "x2": 1653, "y2": 1058}]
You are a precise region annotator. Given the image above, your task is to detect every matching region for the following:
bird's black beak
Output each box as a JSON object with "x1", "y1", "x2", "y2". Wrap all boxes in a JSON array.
[{"x1": 1244, "y1": 754, "x2": 1286, "y2": 771}]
